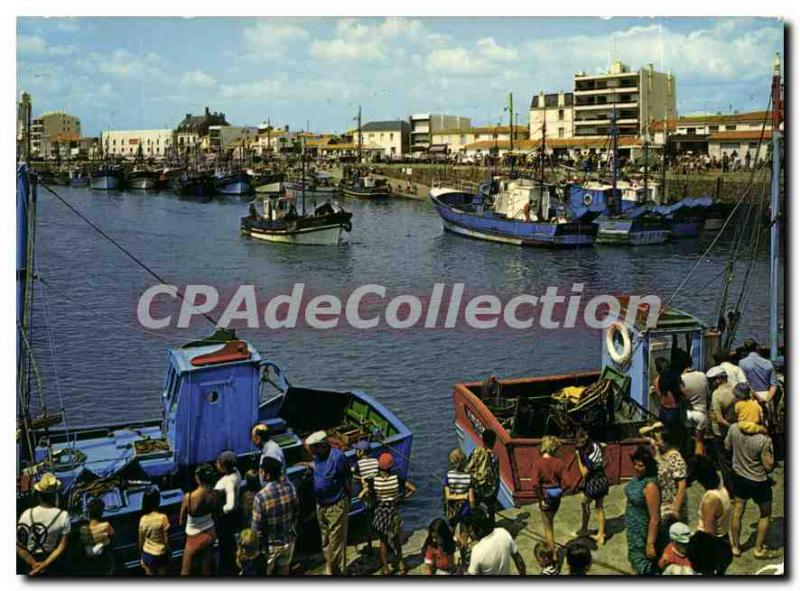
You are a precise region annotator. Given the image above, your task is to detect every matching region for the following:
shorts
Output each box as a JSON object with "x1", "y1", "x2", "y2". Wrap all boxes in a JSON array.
[
  {"x1": 539, "y1": 489, "x2": 562, "y2": 513},
  {"x1": 141, "y1": 551, "x2": 169, "y2": 569},
  {"x1": 686, "y1": 409, "x2": 708, "y2": 432},
  {"x1": 754, "y1": 390, "x2": 771, "y2": 403},
  {"x1": 266, "y1": 540, "x2": 295, "y2": 571},
  {"x1": 732, "y1": 473, "x2": 772, "y2": 505}
]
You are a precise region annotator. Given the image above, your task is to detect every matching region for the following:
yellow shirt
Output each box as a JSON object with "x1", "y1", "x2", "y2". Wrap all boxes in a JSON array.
[
  {"x1": 735, "y1": 400, "x2": 762, "y2": 425},
  {"x1": 139, "y1": 512, "x2": 170, "y2": 556}
]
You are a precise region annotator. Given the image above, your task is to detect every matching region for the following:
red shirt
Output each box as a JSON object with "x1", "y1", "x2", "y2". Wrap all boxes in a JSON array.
[
  {"x1": 533, "y1": 456, "x2": 566, "y2": 489},
  {"x1": 424, "y1": 546, "x2": 455, "y2": 573},
  {"x1": 659, "y1": 543, "x2": 691, "y2": 569}
]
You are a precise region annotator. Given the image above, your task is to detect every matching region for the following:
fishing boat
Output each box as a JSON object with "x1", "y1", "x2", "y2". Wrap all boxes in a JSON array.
[
  {"x1": 68, "y1": 169, "x2": 90, "y2": 187},
  {"x1": 127, "y1": 169, "x2": 161, "y2": 191},
  {"x1": 651, "y1": 196, "x2": 710, "y2": 239},
  {"x1": 172, "y1": 171, "x2": 216, "y2": 198},
  {"x1": 241, "y1": 194, "x2": 352, "y2": 245},
  {"x1": 90, "y1": 165, "x2": 124, "y2": 191},
  {"x1": 215, "y1": 170, "x2": 253, "y2": 196},
  {"x1": 16, "y1": 165, "x2": 409, "y2": 573},
  {"x1": 249, "y1": 170, "x2": 284, "y2": 193},
  {"x1": 342, "y1": 174, "x2": 392, "y2": 199},
  {"x1": 430, "y1": 178, "x2": 597, "y2": 247}
]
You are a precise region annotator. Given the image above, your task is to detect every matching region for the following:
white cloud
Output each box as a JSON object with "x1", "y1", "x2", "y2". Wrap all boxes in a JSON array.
[
  {"x1": 56, "y1": 20, "x2": 80, "y2": 33},
  {"x1": 219, "y1": 76, "x2": 288, "y2": 100},
  {"x1": 243, "y1": 20, "x2": 309, "y2": 58},
  {"x1": 426, "y1": 37, "x2": 519, "y2": 76},
  {"x1": 181, "y1": 69, "x2": 216, "y2": 88},
  {"x1": 18, "y1": 34, "x2": 47, "y2": 55},
  {"x1": 95, "y1": 49, "x2": 166, "y2": 81}
]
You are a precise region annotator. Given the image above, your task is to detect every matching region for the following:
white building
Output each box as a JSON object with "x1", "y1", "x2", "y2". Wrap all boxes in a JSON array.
[
  {"x1": 529, "y1": 92, "x2": 574, "y2": 140},
  {"x1": 409, "y1": 113, "x2": 471, "y2": 154},
  {"x1": 353, "y1": 121, "x2": 409, "y2": 158},
  {"x1": 209, "y1": 125, "x2": 259, "y2": 154},
  {"x1": 101, "y1": 129, "x2": 175, "y2": 159}
]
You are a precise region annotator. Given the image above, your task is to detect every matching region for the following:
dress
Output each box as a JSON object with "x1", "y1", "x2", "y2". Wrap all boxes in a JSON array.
[{"x1": 624, "y1": 476, "x2": 658, "y2": 575}]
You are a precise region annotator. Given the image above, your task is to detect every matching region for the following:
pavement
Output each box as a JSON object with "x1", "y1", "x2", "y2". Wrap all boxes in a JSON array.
[{"x1": 302, "y1": 465, "x2": 785, "y2": 576}]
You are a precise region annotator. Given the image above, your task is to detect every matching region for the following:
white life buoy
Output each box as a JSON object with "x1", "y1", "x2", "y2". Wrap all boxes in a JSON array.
[
  {"x1": 583, "y1": 193, "x2": 593, "y2": 206},
  {"x1": 606, "y1": 321, "x2": 632, "y2": 365}
]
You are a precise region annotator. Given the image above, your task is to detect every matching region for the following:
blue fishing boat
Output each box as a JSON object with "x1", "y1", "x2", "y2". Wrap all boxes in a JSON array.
[
  {"x1": 127, "y1": 169, "x2": 161, "y2": 191},
  {"x1": 215, "y1": 171, "x2": 252, "y2": 196},
  {"x1": 90, "y1": 165, "x2": 124, "y2": 191},
  {"x1": 430, "y1": 178, "x2": 597, "y2": 247},
  {"x1": 16, "y1": 165, "x2": 409, "y2": 573},
  {"x1": 172, "y1": 171, "x2": 216, "y2": 197},
  {"x1": 651, "y1": 196, "x2": 711, "y2": 238}
]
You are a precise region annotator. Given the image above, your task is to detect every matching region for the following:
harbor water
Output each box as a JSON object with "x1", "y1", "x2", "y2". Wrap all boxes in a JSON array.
[{"x1": 30, "y1": 185, "x2": 778, "y2": 530}]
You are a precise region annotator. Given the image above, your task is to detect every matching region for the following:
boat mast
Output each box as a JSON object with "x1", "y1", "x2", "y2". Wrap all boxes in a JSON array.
[
  {"x1": 301, "y1": 135, "x2": 306, "y2": 216},
  {"x1": 661, "y1": 111, "x2": 668, "y2": 203},
  {"x1": 508, "y1": 92, "x2": 514, "y2": 175},
  {"x1": 643, "y1": 127, "x2": 649, "y2": 204},
  {"x1": 357, "y1": 106, "x2": 362, "y2": 167},
  {"x1": 611, "y1": 102, "x2": 619, "y2": 215},
  {"x1": 540, "y1": 116, "x2": 546, "y2": 216},
  {"x1": 769, "y1": 53, "x2": 783, "y2": 360}
]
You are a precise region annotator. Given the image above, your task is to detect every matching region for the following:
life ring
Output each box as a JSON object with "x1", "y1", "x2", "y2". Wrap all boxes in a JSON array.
[
  {"x1": 342, "y1": 220, "x2": 352, "y2": 232},
  {"x1": 583, "y1": 193, "x2": 593, "y2": 206},
  {"x1": 606, "y1": 321, "x2": 632, "y2": 365}
]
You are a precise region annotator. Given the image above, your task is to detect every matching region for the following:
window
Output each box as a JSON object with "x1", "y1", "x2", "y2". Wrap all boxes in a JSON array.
[
  {"x1": 709, "y1": 125, "x2": 719, "y2": 132},
  {"x1": 558, "y1": 109, "x2": 564, "y2": 121},
  {"x1": 728, "y1": 125, "x2": 737, "y2": 131},
  {"x1": 390, "y1": 133, "x2": 394, "y2": 140},
  {"x1": 558, "y1": 127, "x2": 565, "y2": 138}
]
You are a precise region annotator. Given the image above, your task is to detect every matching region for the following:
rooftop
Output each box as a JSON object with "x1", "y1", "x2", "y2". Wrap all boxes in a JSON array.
[
  {"x1": 434, "y1": 125, "x2": 529, "y2": 136},
  {"x1": 649, "y1": 111, "x2": 774, "y2": 132},
  {"x1": 360, "y1": 120, "x2": 410, "y2": 132}
]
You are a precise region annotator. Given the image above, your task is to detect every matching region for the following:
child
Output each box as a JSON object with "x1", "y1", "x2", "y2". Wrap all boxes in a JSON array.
[
  {"x1": 352, "y1": 440, "x2": 378, "y2": 554},
  {"x1": 139, "y1": 488, "x2": 170, "y2": 575},
  {"x1": 239, "y1": 469, "x2": 261, "y2": 528},
  {"x1": 368, "y1": 452, "x2": 416, "y2": 575},
  {"x1": 566, "y1": 542, "x2": 592, "y2": 575},
  {"x1": 534, "y1": 541, "x2": 561, "y2": 575},
  {"x1": 733, "y1": 383, "x2": 768, "y2": 434},
  {"x1": 79, "y1": 496, "x2": 115, "y2": 575},
  {"x1": 237, "y1": 529, "x2": 266, "y2": 576},
  {"x1": 421, "y1": 518, "x2": 456, "y2": 575},
  {"x1": 443, "y1": 448, "x2": 474, "y2": 527},
  {"x1": 658, "y1": 522, "x2": 693, "y2": 571}
]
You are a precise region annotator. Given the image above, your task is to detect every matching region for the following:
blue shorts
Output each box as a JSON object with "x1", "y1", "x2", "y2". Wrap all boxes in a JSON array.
[{"x1": 141, "y1": 551, "x2": 169, "y2": 569}]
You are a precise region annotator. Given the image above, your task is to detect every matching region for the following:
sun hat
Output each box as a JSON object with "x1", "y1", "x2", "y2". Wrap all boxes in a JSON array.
[
  {"x1": 669, "y1": 522, "x2": 691, "y2": 544},
  {"x1": 33, "y1": 472, "x2": 62, "y2": 494},
  {"x1": 378, "y1": 452, "x2": 394, "y2": 470},
  {"x1": 706, "y1": 366, "x2": 727, "y2": 379},
  {"x1": 306, "y1": 431, "x2": 328, "y2": 446}
]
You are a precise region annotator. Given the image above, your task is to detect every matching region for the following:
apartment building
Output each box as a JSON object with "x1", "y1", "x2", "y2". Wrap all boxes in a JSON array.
[
  {"x1": 31, "y1": 111, "x2": 81, "y2": 157},
  {"x1": 354, "y1": 120, "x2": 410, "y2": 158},
  {"x1": 431, "y1": 125, "x2": 529, "y2": 156},
  {"x1": 101, "y1": 129, "x2": 176, "y2": 159},
  {"x1": 409, "y1": 113, "x2": 471, "y2": 154},
  {"x1": 529, "y1": 92, "x2": 574, "y2": 140},
  {"x1": 573, "y1": 61, "x2": 676, "y2": 138}
]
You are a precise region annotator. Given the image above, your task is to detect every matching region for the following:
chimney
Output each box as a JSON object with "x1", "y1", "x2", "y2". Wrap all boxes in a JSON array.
[
  {"x1": 285, "y1": 125, "x2": 289, "y2": 132},
  {"x1": 185, "y1": 113, "x2": 191, "y2": 119},
  {"x1": 205, "y1": 106, "x2": 210, "y2": 116}
]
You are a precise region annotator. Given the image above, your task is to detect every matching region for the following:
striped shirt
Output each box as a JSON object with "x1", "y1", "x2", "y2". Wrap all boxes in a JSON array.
[
  {"x1": 582, "y1": 442, "x2": 604, "y2": 472},
  {"x1": 139, "y1": 512, "x2": 170, "y2": 556},
  {"x1": 371, "y1": 473, "x2": 402, "y2": 503},
  {"x1": 353, "y1": 457, "x2": 379, "y2": 482},
  {"x1": 445, "y1": 470, "x2": 473, "y2": 495}
]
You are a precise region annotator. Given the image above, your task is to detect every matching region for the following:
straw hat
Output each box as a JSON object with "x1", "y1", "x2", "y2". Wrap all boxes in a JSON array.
[{"x1": 33, "y1": 472, "x2": 62, "y2": 494}]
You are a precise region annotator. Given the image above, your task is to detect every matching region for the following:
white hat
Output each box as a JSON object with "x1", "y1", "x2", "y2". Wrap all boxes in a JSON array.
[
  {"x1": 305, "y1": 431, "x2": 328, "y2": 446},
  {"x1": 706, "y1": 366, "x2": 727, "y2": 379}
]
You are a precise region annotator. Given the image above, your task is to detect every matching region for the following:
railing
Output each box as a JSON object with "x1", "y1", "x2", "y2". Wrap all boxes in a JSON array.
[{"x1": 431, "y1": 177, "x2": 480, "y2": 193}]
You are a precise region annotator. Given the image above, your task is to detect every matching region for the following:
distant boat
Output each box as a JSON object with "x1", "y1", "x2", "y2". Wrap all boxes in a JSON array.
[
  {"x1": 68, "y1": 170, "x2": 90, "y2": 187},
  {"x1": 651, "y1": 196, "x2": 710, "y2": 238},
  {"x1": 90, "y1": 165, "x2": 124, "y2": 191},
  {"x1": 249, "y1": 170, "x2": 284, "y2": 193},
  {"x1": 241, "y1": 195, "x2": 353, "y2": 245},
  {"x1": 127, "y1": 169, "x2": 161, "y2": 191},
  {"x1": 343, "y1": 174, "x2": 392, "y2": 199},
  {"x1": 430, "y1": 178, "x2": 597, "y2": 247},
  {"x1": 215, "y1": 171, "x2": 253, "y2": 196},
  {"x1": 173, "y1": 172, "x2": 216, "y2": 197}
]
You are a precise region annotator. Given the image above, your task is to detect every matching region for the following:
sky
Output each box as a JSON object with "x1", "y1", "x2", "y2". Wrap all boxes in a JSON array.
[{"x1": 17, "y1": 16, "x2": 784, "y2": 136}]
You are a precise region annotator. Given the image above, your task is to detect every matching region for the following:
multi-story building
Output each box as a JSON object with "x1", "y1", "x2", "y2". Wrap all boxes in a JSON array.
[
  {"x1": 175, "y1": 107, "x2": 228, "y2": 151},
  {"x1": 529, "y1": 92, "x2": 574, "y2": 139},
  {"x1": 30, "y1": 111, "x2": 81, "y2": 158},
  {"x1": 100, "y1": 129, "x2": 176, "y2": 160},
  {"x1": 431, "y1": 125, "x2": 529, "y2": 158},
  {"x1": 354, "y1": 121, "x2": 410, "y2": 158},
  {"x1": 208, "y1": 125, "x2": 258, "y2": 154},
  {"x1": 409, "y1": 113, "x2": 471, "y2": 154},
  {"x1": 573, "y1": 61, "x2": 675, "y2": 138}
]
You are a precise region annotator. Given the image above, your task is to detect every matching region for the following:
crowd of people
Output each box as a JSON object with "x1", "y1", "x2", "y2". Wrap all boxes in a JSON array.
[{"x1": 16, "y1": 339, "x2": 782, "y2": 577}]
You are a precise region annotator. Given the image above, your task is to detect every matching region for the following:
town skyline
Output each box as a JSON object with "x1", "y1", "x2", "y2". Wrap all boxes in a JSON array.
[{"x1": 18, "y1": 16, "x2": 783, "y2": 136}]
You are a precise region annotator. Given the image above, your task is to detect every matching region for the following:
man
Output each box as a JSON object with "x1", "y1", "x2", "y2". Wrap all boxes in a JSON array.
[
  {"x1": 306, "y1": 431, "x2": 352, "y2": 575},
  {"x1": 738, "y1": 339, "x2": 778, "y2": 428},
  {"x1": 724, "y1": 418, "x2": 776, "y2": 558},
  {"x1": 466, "y1": 507, "x2": 526, "y2": 575},
  {"x1": 251, "y1": 456, "x2": 300, "y2": 576},
  {"x1": 466, "y1": 429, "x2": 500, "y2": 526},
  {"x1": 712, "y1": 351, "x2": 747, "y2": 387},
  {"x1": 707, "y1": 366, "x2": 737, "y2": 492},
  {"x1": 681, "y1": 358, "x2": 709, "y2": 456},
  {"x1": 252, "y1": 424, "x2": 285, "y2": 470},
  {"x1": 17, "y1": 473, "x2": 71, "y2": 576}
]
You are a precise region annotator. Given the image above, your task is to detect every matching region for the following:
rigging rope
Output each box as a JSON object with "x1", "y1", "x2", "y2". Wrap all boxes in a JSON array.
[{"x1": 38, "y1": 182, "x2": 219, "y2": 328}]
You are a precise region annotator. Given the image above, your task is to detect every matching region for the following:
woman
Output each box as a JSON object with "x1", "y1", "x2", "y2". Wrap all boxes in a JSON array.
[
  {"x1": 574, "y1": 429, "x2": 608, "y2": 546},
  {"x1": 213, "y1": 451, "x2": 241, "y2": 575},
  {"x1": 139, "y1": 488, "x2": 170, "y2": 576},
  {"x1": 443, "y1": 448, "x2": 474, "y2": 527},
  {"x1": 367, "y1": 452, "x2": 416, "y2": 575},
  {"x1": 533, "y1": 436, "x2": 566, "y2": 553},
  {"x1": 78, "y1": 496, "x2": 115, "y2": 575},
  {"x1": 179, "y1": 464, "x2": 219, "y2": 576},
  {"x1": 649, "y1": 428, "x2": 688, "y2": 528},
  {"x1": 690, "y1": 455, "x2": 733, "y2": 575},
  {"x1": 654, "y1": 357, "x2": 683, "y2": 437},
  {"x1": 421, "y1": 517, "x2": 456, "y2": 575},
  {"x1": 624, "y1": 446, "x2": 661, "y2": 575}
]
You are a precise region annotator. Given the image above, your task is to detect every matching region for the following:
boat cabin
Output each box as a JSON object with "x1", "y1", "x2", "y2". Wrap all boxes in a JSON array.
[{"x1": 493, "y1": 178, "x2": 552, "y2": 222}]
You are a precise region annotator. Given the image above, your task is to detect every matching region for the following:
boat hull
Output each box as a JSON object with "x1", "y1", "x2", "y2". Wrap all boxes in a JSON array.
[
  {"x1": 596, "y1": 218, "x2": 670, "y2": 245},
  {"x1": 241, "y1": 211, "x2": 352, "y2": 246},
  {"x1": 669, "y1": 220, "x2": 703, "y2": 239},
  {"x1": 90, "y1": 174, "x2": 121, "y2": 191},
  {"x1": 343, "y1": 188, "x2": 391, "y2": 199},
  {"x1": 128, "y1": 176, "x2": 159, "y2": 191},
  {"x1": 69, "y1": 177, "x2": 89, "y2": 187},
  {"x1": 216, "y1": 173, "x2": 253, "y2": 196},
  {"x1": 244, "y1": 223, "x2": 344, "y2": 245},
  {"x1": 431, "y1": 194, "x2": 596, "y2": 247}
]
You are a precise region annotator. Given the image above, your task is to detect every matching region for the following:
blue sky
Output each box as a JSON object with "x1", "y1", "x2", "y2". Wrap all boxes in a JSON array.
[{"x1": 17, "y1": 17, "x2": 784, "y2": 136}]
